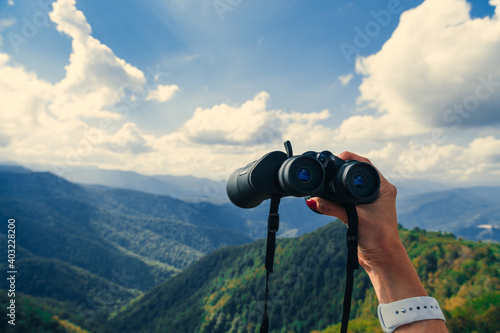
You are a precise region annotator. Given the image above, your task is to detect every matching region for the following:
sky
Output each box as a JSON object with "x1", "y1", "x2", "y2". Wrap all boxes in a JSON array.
[{"x1": 0, "y1": 0, "x2": 499, "y2": 187}]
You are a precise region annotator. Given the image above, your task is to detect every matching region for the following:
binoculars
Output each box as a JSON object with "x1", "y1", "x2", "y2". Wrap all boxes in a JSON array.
[{"x1": 226, "y1": 141, "x2": 380, "y2": 209}]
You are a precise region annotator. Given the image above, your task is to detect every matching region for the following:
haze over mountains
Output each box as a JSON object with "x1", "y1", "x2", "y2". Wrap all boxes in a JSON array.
[{"x1": 12, "y1": 162, "x2": 500, "y2": 242}]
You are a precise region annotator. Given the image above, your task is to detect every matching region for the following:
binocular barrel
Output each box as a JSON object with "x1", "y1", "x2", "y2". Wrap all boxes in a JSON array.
[{"x1": 226, "y1": 146, "x2": 380, "y2": 209}]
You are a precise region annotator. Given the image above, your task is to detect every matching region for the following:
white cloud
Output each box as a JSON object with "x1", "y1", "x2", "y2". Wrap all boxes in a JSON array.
[
  {"x1": 49, "y1": 0, "x2": 146, "y2": 120},
  {"x1": 0, "y1": 0, "x2": 156, "y2": 168},
  {"x1": 100, "y1": 122, "x2": 153, "y2": 154},
  {"x1": 181, "y1": 91, "x2": 281, "y2": 145},
  {"x1": 110, "y1": 92, "x2": 335, "y2": 178},
  {"x1": 177, "y1": 91, "x2": 332, "y2": 149},
  {"x1": 146, "y1": 84, "x2": 179, "y2": 103},
  {"x1": 1, "y1": 0, "x2": 499, "y2": 188},
  {"x1": 338, "y1": 73, "x2": 354, "y2": 86},
  {"x1": 328, "y1": 0, "x2": 500, "y2": 186},
  {"x1": 0, "y1": 18, "x2": 16, "y2": 28},
  {"x1": 354, "y1": 0, "x2": 500, "y2": 132},
  {"x1": 394, "y1": 136, "x2": 500, "y2": 184}
]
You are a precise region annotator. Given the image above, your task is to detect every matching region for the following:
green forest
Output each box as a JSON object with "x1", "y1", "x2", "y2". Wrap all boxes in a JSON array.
[
  {"x1": 1, "y1": 170, "x2": 499, "y2": 332},
  {"x1": 2, "y1": 222, "x2": 499, "y2": 333}
]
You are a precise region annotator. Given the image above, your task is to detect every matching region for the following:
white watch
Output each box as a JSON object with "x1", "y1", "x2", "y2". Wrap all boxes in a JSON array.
[{"x1": 377, "y1": 296, "x2": 446, "y2": 333}]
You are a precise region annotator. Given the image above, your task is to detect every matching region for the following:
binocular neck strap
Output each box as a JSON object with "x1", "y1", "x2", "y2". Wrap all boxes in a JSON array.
[
  {"x1": 341, "y1": 203, "x2": 360, "y2": 333},
  {"x1": 260, "y1": 193, "x2": 282, "y2": 333},
  {"x1": 259, "y1": 198, "x2": 359, "y2": 333}
]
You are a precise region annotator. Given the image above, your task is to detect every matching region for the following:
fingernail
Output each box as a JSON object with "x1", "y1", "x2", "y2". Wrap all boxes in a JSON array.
[{"x1": 306, "y1": 199, "x2": 317, "y2": 210}]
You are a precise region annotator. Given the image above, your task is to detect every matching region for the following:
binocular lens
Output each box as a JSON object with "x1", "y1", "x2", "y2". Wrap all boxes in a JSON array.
[
  {"x1": 297, "y1": 168, "x2": 312, "y2": 182},
  {"x1": 352, "y1": 174, "x2": 367, "y2": 188},
  {"x1": 278, "y1": 156, "x2": 325, "y2": 196}
]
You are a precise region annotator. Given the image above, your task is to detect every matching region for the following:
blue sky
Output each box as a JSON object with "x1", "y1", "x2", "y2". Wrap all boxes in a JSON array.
[{"x1": 0, "y1": 0, "x2": 499, "y2": 186}]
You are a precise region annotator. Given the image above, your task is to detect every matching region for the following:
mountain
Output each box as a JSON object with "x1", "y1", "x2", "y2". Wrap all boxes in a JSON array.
[
  {"x1": 0, "y1": 167, "x2": 331, "y2": 321},
  {"x1": 0, "y1": 164, "x2": 498, "y2": 332},
  {"x1": 396, "y1": 186, "x2": 500, "y2": 241},
  {"x1": 26, "y1": 163, "x2": 500, "y2": 241},
  {"x1": 27, "y1": 164, "x2": 455, "y2": 203},
  {"x1": 109, "y1": 222, "x2": 500, "y2": 333},
  {"x1": 2, "y1": 163, "x2": 334, "y2": 237},
  {"x1": 0, "y1": 168, "x2": 257, "y2": 321},
  {"x1": 26, "y1": 164, "x2": 229, "y2": 204}
]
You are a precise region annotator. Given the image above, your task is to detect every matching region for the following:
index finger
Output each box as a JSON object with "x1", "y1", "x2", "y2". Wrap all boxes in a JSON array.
[
  {"x1": 338, "y1": 151, "x2": 390, "y2": 184},
  {"x1": 338, "y1": 151, "x2": 372, "y2": 164}
]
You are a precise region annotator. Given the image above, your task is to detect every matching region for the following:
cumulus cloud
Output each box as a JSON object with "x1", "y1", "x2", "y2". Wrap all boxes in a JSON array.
[
  {"x1": 395, "y1": 136, "x2": 500, "y2": 182},
  {"x1": 353, "y1": 0, "x2": 500, "y2": 133},
  {"x1": 100, "y1": 122, "x2": 153, "y2": 154},
  {"x1": 181, "y1": 92, "x2": 281, "y2": 145},
  {"x1": 48, "y1": 0, "x2": 146, "y2": 120},
  {"x1": 146, "y1": 84, "x2": 179, "y2": 103},
  {"x1": 113, "y1": 92, "x2": 335, "y2": 178},
  {"x1": 1, "y1": 0, "x2": 499, "y2": 187},
  {"x1": 178, "y1": 91, "x2": 332, "y2": 149},
  {"x1": 330, "y1": 0, "x2": 500, "y2": 186},
  {"x1": 0, "y1": 0, "x2": 161, "y2": 168}
]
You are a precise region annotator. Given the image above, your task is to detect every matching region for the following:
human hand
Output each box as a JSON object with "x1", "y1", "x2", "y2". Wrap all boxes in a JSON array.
[
  {"x1": 306, "y1": 151, "x2": 449, "y2": 331},
  {"x1": 305, "y1": 151, "x2": 400, "y2": 272}
]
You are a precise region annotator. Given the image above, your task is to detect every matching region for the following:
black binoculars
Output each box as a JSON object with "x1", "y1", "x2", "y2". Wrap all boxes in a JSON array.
[{"x1": 226, "y1": 141, "x2": 380, "y2": 209}]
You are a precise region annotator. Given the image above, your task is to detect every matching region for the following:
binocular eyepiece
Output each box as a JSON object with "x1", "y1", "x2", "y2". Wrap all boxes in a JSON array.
[{"x1": 226, "y1": 141, "x2": 380, "y2": 209}]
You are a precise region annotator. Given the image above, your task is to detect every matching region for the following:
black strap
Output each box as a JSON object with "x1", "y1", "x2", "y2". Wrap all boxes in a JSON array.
[
  {"x1": 260, "y1": 197, "x2": 359, "y2": 333},
  {"x1": 340, "y1": 203, "x2": 360, "y2": 333},
  {"x1": 260, "y1": 193, "x2": 282, "y2": 333}
]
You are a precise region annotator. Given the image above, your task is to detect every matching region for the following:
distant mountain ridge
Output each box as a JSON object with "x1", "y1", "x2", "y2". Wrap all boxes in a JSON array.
[
  {"x1": 2, "y1": 163, "x2": 499, "y2": 241},
  {"x1": 397, "y1": 186, "x2": 500, "y2": 242},
  {"x1": 25, "y1": 163, "x2": 229, "y2": 204}
]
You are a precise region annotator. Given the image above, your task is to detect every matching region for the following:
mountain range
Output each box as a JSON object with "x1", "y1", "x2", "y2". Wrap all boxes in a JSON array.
[
  {"x1": 0, "y1": 166, "x2": 331, "y2": 325},
  {"x1": 12, "y1": 162, "x2": 500, "y2": 241},
  {"x1": 0, "y1": 165, "x2": 499, "y2": 332},
  {"x1": 397, "y1": 186, "x2": 500, "y2": 242}
]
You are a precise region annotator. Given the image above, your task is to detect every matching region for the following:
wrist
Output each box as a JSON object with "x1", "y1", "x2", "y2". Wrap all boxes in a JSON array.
[
  {"x1": 378, "y1": 296, "x2": 446, "y2": 332},
  {"x1": 363, "y1": 240, "x2": 427, "y2": 303}
]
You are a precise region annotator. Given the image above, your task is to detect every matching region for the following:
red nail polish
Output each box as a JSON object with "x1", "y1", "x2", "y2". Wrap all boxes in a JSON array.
[{"x1": 306, "y1": 199, "x2": 317, "y2": 210}]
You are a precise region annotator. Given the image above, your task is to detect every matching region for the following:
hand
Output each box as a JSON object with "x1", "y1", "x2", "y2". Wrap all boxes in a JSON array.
[
  {"x1": 306, "y1": 152, "x2": 450, "y2": 332},
  {"x1": 306, "y1": 151, "x2": 400, "y2": 272}
]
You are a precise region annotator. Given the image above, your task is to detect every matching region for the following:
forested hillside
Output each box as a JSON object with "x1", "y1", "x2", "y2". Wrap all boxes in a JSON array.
[
  {"x1": 1, "y1": 168, "x2": 499, "y2": 333},
  {"x1": 110, "y1": 222, "x2": 500, "y2": 333},
  {"x1": 0, "y1": 169, "x2": 254, "y2": 328},
  {"x1": 1, "y1": 222, "x2": 498, "y2": 332},
  {"x1": 0, "y1": 170, "x2": 254, "y2": 286}
]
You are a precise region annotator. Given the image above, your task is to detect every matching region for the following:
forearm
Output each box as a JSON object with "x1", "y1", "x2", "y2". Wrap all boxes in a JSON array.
[
  {"x1": 363, "y1": 240, "x2": 449, "y2": 333},
  {"x1": 363, "y1": 240, "x2": 427, "y2": 303}
]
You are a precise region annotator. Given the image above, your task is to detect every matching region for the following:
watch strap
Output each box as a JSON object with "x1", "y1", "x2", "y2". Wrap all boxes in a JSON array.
[{"x1": 377, "y1": 296, "x2": 445, "y2": 333}]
